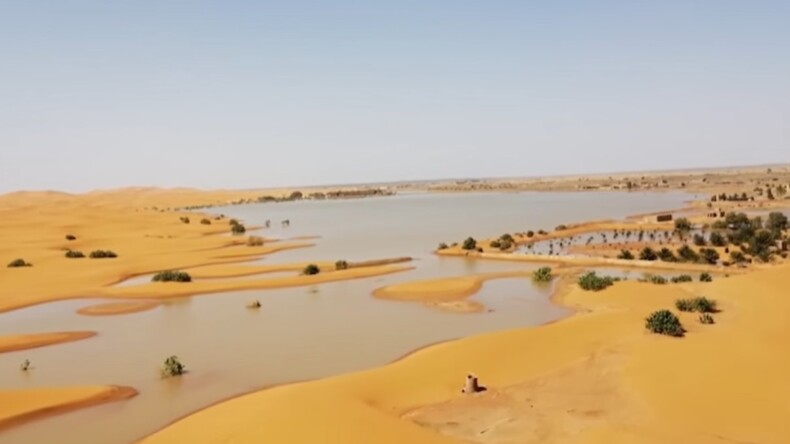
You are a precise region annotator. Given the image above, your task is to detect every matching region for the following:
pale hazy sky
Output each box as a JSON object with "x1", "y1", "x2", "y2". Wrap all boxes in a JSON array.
[{"x1": 1, "y1": 1, "x2": 788, "y2": 193}]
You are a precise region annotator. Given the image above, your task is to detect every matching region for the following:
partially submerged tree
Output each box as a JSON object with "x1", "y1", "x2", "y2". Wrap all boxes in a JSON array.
[{"x1": 161, "y1": 356, "x2": 186, "y2": 377}]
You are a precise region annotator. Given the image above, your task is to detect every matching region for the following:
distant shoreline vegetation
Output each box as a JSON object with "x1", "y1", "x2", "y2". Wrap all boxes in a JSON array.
[{"x1": 173, "y1": 187, "x2": 394, "y2": 211}]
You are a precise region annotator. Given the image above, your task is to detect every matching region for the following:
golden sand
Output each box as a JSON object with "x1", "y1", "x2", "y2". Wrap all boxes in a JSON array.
[
  {"x1": 76, "y1": 300, "x2": 161, "y2": 316},
  {"x1": 0, "y1": 331, "x2": 96, "y2": 354},
  {"x1": 0, "y1": 386, "x2": 137, "y2": 431},
  {"x1": 144, "y1": 264, "x2": 790, "y2": 443}
]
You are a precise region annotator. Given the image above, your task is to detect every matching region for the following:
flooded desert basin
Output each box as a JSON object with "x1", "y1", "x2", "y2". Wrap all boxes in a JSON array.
[{"x1": 0, "y1": 191, "x2": 696, "y2": 444}]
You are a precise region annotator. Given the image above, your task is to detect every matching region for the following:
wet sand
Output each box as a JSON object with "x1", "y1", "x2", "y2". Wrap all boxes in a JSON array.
[
  {"x1": 0, "y1": 332, "x2": 96, "y2": 354},
  {"x1": 76, "y1": 301, "x2": 161, "y2": 316}
]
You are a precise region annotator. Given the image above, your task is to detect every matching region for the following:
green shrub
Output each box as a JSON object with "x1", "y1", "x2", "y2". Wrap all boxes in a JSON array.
[
  {"x1": 161, "y1": 355, "x2": 186, "y2": 377},
  {"x1": 698, "y1": 248, "x2": 720, "y2": 264},
  {"x1": 246, "y1": 236, "x2": 264, "y2": 246},
  {"x1": 65, "y1": 250, "x2": 85, "y2": 258},
  {"x1": 649, "y1": 275, "x2": 668, "y2": 285},
  {"x1": 489, "y1": 239, "x2": 502, "y2": 249},
  {"x1": 65, "y1": 234, "x2": 77, "y2": 241},
  {"x1": 89, "y1": 250, "x2": 118, "y2": 259},
  {"x1": 699, "y1": 313, "x2": 715, "y2": 324},
  {"x1": 657, "y1": 248, "x2": 677, "y2": 262},
  {"x1": 152, "y1": 270, "x2": 192, "y2": 282},
  {"x1": 709, "y1": 232, "x2": 727, "y2": 247},
  {"x1": 231, "y1": 223, "x2": 246, "y2": 235},
  {"x1": 303, "y1": 264, "x2": 320, "y2": 275},
  {"x1": 729, "y1": 251, "x2": 747, "y2": 264},
  {"x1": 578, "y1": 272, "x2": 615, "y2": 291},
  {"x1": 639, "y1": 247, "x2": 658, "y2": 261},
  {"x1": 532, "y1": 266, "x2": 553, "y2": 283},
  {"x1": 437, "y1": 242, "x2": 448, "y2": 250},
  {"x1": 675, "y1": 296, "x2": 717, "y2": 313},
  {"x1": 500, "y1": 233, "x2": 515, "y2": 243},
  {"x1": 7, "y1": 258, "x2": 31, "y2": 268},
  {"x1": 617, "y1": 250, "x2": 634, "y2": 260},
  {"x1": 462, "y1": 237, "x2": 477, "y2": 250},
  {"x1": 693, "y1": 234, "x2": 707, "y2": 246},
  {"x1": 335, "y1": 260, "x2": 348, "y2": 270},
  {"x1": 670, "y1": 274, "x2": 693, "y2": 283},
  {"x1": 645, "y1": 310, "x2": 684, "y2": 337},
  {"x1": 674, "y1": 218, "x2": 692, "y2": 232},
  {"x1": 200, "y1": 218, "x2": 211, "y2": 225},
  {"x1": 498, "y1": 239, "x2": 513, "y2": 250},
  {"x1": 677, "y1": 245, "x2": 700, "y2": 262},
  {"x1": 699, "y1": 272, "x2": 713, "y2": 282}
]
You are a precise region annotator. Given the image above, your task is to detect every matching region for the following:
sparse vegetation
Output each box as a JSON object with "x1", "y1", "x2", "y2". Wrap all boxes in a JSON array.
[
  {"x1": 89, "y1": 250, "x2": 118, "y2": 259},
  {"x1": 246, "y1": 236, "x2": 264, "y2": 246},
  {"x1": 65, "y1": 234, "x2": 77, "y2": 241},
  {"x1": 674, "y1": 218, "x2": 692, "y2": 233},
  {"x1": 462, "y1": 237, "x2": 477, "y2": 250},
  {"x1": 161, "y1": 356, "x2": 186, "y2": 377},
  {"x1": 303, "y1": 264, "x2": 320, "y2": 275},
  {"x1": 65, "y1": 250, "x2": 85, "y2": 258},
  {"x1": 231, "y1": 223, "x2": 247, "y2": 235},
  {"x1": 709, "y1": 231, "x2": 727, "y2": 247},
  {"x1": 677, "y1": 245, "x2": 700, "y2": 262},
  {"x1": 693, "y1": 233, "x2": 707, "y2": 246},
  {"x1": 639, "y1": 247, "x2": 658, "y2": 261},
  {"x1": 152, "y1": 270, "x2": 192, "y2": 282},
  {"x1": 247, "y1": 300, "x2": 261, "y2": 309},
  {"x1": 578, "y1": 272, "x2": 616, "y2": 291},
  {"x1": 555, "y1": 224, "x2": 568, "y2": 231},
  {"x1": 699, "y1": 272, "x2": 713, "y2": 282},
  {"x1": 645, "y1": 310, "x2": 684, "y2": 337},
  {"x1": 670, "y1": 274, "x2": 693, "y2": 283},
  {"x1": 20, "y1": 359, "x2": 31, "y2": 371},
  {"x1": 335, "y1": 260, "x2": 348, "y2": 270},
  {"x1": 698, "y1": 248, "x2": 720, "y2": 264},
  {"x1": 179, "y1": 216, "x2": 190, "y2": 224},
  {"x1": 675, "y1": 296, "x2": 717, "y2": 313},
  {"x1": 437, "y1": 242, "x2": 448, "y2": 250},
  {"x1": 699, "y1": 313, "x2": 715, "y2": 324},
  {"x1": 532, "y1": 266, "x2": 553, "y2": 283},
  {"x1": 7, "y1": 258, "x2": 32, "y2": 268},
  {"x1": 649, "y1": 275, "x2": 668, "y2": 285},
  {"x1": 617, "y1": 250, "x2": 634, "y2": 260},
  {"x1": 200, "y1": 218, "x2": 211, "y2": 225},
  {"x1": 657, "y1": 247, "x2": 677, "y2": 262}
]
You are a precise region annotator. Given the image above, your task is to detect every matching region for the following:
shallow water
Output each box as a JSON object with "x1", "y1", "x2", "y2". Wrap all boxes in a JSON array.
[{"x1": 0, "y1": 191, "x2": 695, "y2": 444}]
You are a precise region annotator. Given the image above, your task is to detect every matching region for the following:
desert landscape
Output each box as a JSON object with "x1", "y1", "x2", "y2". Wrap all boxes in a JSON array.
[{"x1": 1, "y1": 166, "x2": 789, "y2": 443}]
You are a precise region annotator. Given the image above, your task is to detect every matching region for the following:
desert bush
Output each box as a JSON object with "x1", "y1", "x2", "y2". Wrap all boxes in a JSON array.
[
  {"x1": 538, "y1": 230, "x2": 548, "y2": 235},
  {"x1": 677, "y1": 245, "x2": 700, "y2": 262},
  {"x1": 555, "y1": 224, "x2": 568, "y2": 231},
  {"x1": 246, "y1": 236, "x2": 264, "y2": 246},
  {"x1": 462, "y1": 237, "x2": 477, "y2": 250},
  {"x1": 649, "y1": 275, "x2": 668, "y2": 285},
  {"x1": 639, "y1": 247, "x2": 658, "y2": 261},
  {"x1": 670, "y1": 274, "x2": 693, "y2": 283},
  {"x1": 766, "y1": 211, "x2": 789, "y2": 234},
  {"x1": 161, "y1": 356, "x2": 186, "y2": 377},
  {"x1": 675, "y1": 296, "x2": 716, "y2": 313},
  {"x1": 578, "y1": 272, "x2": 615, "y2": 291},
  {"x1": 231, "y1": 223, "x2": 246, "y2": 235},
  {"x1": 699, "y1": 272, "x2": 713, "y2": 282},
  {"x1": 699, "y1": 313, "x2": 715, "y2": 324},
  {"x1": 657, "y1": 248, "x2": 677, "y2": 262},
  {"x1": 89, "y1": 250, "x2": 118, "y2": 259},
  {"x1": 65, "y1": 234, "x2": 77, "y2": 241},
  {"x1": 698, "y1": 248, "x2": 720, "y2": 264},
  {"x1": 500, "y1": 233, "x2": 515, "y2": 243},
  {"x1": 692, "y1": 234, "x2": 707, "y2": 246},
  {"x1": 229, "y1": 218, "x2": 240, "y2": 226},
  {"x1": 7, "y1": 258, "x2": 32, "y2": 267},
  {"x1": 489, "y1": 239, "x2": 502, "y2": 249},
  {"x1": 617, "y1": 250, "x2": 634, "y2": 260},
  {"x1": 532, "y1": 266, "x2": 553, "y2": 283},
  {"x1": 247, "y1": 300, "x2": 261, "y2": 309},
  {"x1": 645, "y1": 310, "x2": 684, "y2": 337},
  {"x1": 303, "y1": 264, "x2": 320, "y2": 275},
  {"x1": 729, "y1": 250, "x2": 747, "y2": 264},
  {"x1": 200, "y1": 218, "x2": 211, "y2": 225},
  {"x1": 179, "y1": 216, "x2": 190, "y2": 224},
  {"x1": 709, "y1": 231, "x2": 727, "y2": 247},
  {"x1": 335, "y1": 260, "x2": 348, "y2": 270},
  {"x1": 152, "y1": 270, "x2": 192, "y2": 282},
  {"x1": 437, "y1": 242, "x2": 448, "y2": 250},
  {"x1": 65, "y1": 250, "x2": 85, "y2": 258},
  {"x1": 526, "y1": 230, "x2": 535, "y2": 237},
  {"x1": 674, "y1": 218, "x2": 692, "y2": 232},
  {"x1": 498, "y1": 239, "x2": 513, "y2": 250}
]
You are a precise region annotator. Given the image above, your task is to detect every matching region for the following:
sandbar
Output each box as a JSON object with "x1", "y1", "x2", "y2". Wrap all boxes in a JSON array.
[{"x1": 0, "y1": 331, "x2": 96, "y2": 354}]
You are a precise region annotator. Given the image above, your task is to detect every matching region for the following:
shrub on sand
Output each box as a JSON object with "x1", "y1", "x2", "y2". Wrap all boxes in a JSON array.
[
  {"x1": 645, "y1": 310, "x2": 684, "y2": 337},
  {"x1": 65, "y1": 250, "x2": 85, "y2": 258},
  {"x1": 532, "y1": 266, "x2": 553, "y2": 283},
  {"x1": 7, "y1": 258, "x2": 32, "y2": 268},
  {"x1": 303, "y1": 264, "x2": 320, "y2": 275},
  {"x1": 152, "y1": 270, "x2": 192, "y2": 282},
  {"x1": 161, "y1": 356, "x2": 186, "y2": 377}
]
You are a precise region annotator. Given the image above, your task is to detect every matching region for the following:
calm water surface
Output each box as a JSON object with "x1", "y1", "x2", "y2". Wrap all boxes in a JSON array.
[{"x1": 0, "y1": 191, "x2": 696, "y2": 444}]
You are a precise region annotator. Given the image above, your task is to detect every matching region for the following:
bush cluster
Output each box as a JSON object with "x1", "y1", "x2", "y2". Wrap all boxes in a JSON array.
[
  {"x1": 675, "y1": 296, "x2": 716, "y2": 313},
  {"x1": 670, "y1": 274, "x2": 693, "y2": 283},
  {"x1": 89, "y1": 250, "x2": 118, "y2": 259},
  {"x1": 699, "y1": 313, "x2": 715, "y2": 324},
  {"x1": 645, "y1": 310, "x2": 684, "y2": 337},
  {"x1": 65, "y1": 250, "x2": 85, "y2": 258},
  {"x1": 532, "y1": 266, "x2": 553, "y2": 283},
  {"x1": 699, "y1": 272, "x2": 713, "y2": 282},
  {"x1": 578, "y1": 272, "x2": 616, "y2": 291},
  {"x1": 617, "y1": 250, "x2": 634, "y2": 260},
  {"x1": 152, "y1": 270, "x2": 192, "y2": 282}
]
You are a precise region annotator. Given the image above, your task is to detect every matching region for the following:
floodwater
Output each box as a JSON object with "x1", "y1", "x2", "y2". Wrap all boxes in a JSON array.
[{"x1": 0, "y1": 191, "x2": 696, "y2": 444}]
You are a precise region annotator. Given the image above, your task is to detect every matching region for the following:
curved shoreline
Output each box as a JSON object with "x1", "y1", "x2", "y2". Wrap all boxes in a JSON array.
[
  {"x1": 0, "y1": 331, "x2": 97, "y2": 354},
  {"x1": 77, "y1": 301, "x2": 161, "y2": 316},
  {"x1": 0, "y1": 385, "x2": 138, "y2": 432}
]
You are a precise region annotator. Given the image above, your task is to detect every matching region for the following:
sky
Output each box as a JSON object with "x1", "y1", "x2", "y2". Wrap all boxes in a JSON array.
[{"x1": 0, "y1": 1, "x2": 788, "y2": 193}]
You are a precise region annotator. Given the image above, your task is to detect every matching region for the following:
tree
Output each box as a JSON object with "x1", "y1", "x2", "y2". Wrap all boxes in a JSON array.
[
  {"x1": 657, "y1": 248, "x2": 677, "y2": 262},
  {"x1": 303, "y1": 264, "x2": 320, "y2": 275},
  {"x1": 698, "y1": 248, "x2": 720, "y2": 264},
  {"x1": 692, "y1": 234, "x2": 707, "y2": 246},
  {"x1": 639, "y1": 247, "x2": 658, "y2": 261},
  {"x1": 674, "y1": 218, "x2": 692, "y2": 233},
  {"x1": 709, "y1": 231, "x2": 727, "y2": 247},
  {"x1": 462, "y1": 237, "x2": 477, "y2": 250},
  {"x1": 677, "y1": 245, "x2": 699, "y2": 262},
  {"x1": 766, "y1": 212, "x2": 788, "y2": 234},
  {"x1": 617, "y1": 250, "x2": 634, "y2": 260},
  {"x1": 748, "y1": 230, "x2": 776, "y2": 262}
]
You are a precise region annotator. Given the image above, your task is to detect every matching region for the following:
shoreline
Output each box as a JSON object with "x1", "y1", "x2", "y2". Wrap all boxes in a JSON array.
[{"x1": 0, "y1": 331, "x2": 97, "y2": 354}]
